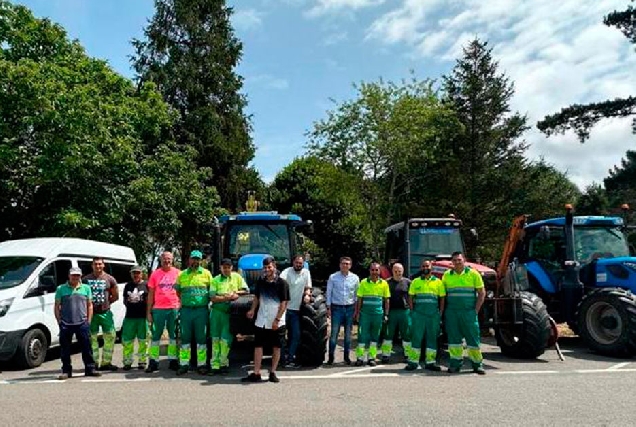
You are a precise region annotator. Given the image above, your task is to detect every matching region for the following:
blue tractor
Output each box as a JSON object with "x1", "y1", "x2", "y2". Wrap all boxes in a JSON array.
[
  {"x1": 210, "y1": 206, "x2": 328, "y2": 366},
  {"x1": 507, "y1": 206, "x2": 636, "y2": 357}
]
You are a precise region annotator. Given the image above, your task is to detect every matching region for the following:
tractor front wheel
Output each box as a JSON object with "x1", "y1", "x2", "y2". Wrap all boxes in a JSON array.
[{"x1": 576, "y1": 288, "x2": 636, "y2": 357}]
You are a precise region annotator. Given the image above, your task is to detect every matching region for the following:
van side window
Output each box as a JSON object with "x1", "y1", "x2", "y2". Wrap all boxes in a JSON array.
[
  {"x1": 108, "y1": 263, "x2": 132, "y2": 283},
  {"x1": 27, "y1": 259, "x2": 72, "y2": 297},
  {"x1": 78, "y1": 260, "x2": 93, "y2": 276}
]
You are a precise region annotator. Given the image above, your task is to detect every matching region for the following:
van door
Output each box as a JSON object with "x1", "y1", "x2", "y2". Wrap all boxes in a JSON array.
[{"x1": 24, "y1": 259, "x2": 72, "y2": 347}]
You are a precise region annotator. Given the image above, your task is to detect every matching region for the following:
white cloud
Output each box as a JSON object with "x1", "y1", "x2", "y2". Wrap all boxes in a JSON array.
[
  {"x1": 306, "y1": 0, "x2": 385, "y2": 18},
  {"x1": 366, "y1": 0, "x2": 636, "y2": 188},
  {"x1": 247, "y1": 74, "x2": 290, "y2": 90},
  {"x1": 231, "y1": 8, "x2": 265, "y2": 32},
  {"x1": 323, "y1": 31, "x2": 349, "y2": 45}
]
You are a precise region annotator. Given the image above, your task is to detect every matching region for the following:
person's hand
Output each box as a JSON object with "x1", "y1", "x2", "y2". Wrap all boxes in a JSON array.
[
  {"x1": 326, "y1": 307, "x2": 331, "y2": 319},
  {"x1": 247, "y1": 310, "x2": 254, "y2": 319},
  {"x1": 383, "y1": 315, "x2": 389, "y2": 324},
  {"x1": 303, "y1": 294, "x2": 311, "y2": 304},
  {"x1": 272, "y1": 318, "x2": 280, "y2": 330},
  {"x1": 147, "y1": 312, "x2": 153, "y2": 324},
  {"x1": 354, "y1": 312, "x2": 359, "y2": 323},
  {"x1": 229, "y1": 292, "x2": 239, "y2": 301}
]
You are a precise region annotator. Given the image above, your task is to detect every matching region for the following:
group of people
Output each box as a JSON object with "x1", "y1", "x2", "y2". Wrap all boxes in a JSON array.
[
  {"x1": 54, "y1": 250, "x2": 311, "y2": 383},
  {"x1": 325, "y1": 252, "x2": 486, "y2": 374},
  {"x1": 54, "y1": 249, "x2": 485, "y2": 382}
]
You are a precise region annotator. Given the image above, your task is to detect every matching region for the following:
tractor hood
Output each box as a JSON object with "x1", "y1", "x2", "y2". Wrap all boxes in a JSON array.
[{"x1": 238, "y1": 253, "x2": 271, "y2": 271}]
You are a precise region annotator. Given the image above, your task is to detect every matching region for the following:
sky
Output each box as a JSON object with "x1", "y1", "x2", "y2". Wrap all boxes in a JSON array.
[{"x1": 11, "y1": 0, "x2": 636, "y2": 189}]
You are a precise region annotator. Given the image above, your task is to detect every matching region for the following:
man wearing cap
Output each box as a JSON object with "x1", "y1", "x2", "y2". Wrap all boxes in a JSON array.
[
  {"x1": 280, "y1": 254, "x2": 312, "y2": 368},
  {"x1": 208, "y1": 258, "x2": 248, "y2": 375},
  {"x1": 83, "y1": 257, "x2": 119, "y2": 371},
  {"x1": 121, "y1": 266, "x2": 149, "y2": 371},
  {"x1": 146, "y1": 251, "x2": 180, "y2": 372},
  {"x1": 175, "y1": 250, "x2": 213, "y2": 375},
  {"x1": 55, "y1": 267, "x2": 101, "y2": 379}
]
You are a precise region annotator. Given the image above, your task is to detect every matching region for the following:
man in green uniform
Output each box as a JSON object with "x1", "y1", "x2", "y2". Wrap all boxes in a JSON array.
[
  {"x1": 209, "y1": 258, "x2": 248, "y2": 375},
  {"x1": 380, "y1": 263, "x2": 411, "y2": 364},
  {"x1": 121, "y1": 266, "x2": 148, "y2": 370},
  {"x1": 354, "y1": 263, "x2": 390, "y2": 366},
  {"x1": 406, "y1": 260, "x2": 445, "y2": 371},
  {"x1": 442, "y1": 251, "x2": 486, "y2": 375},
  {"x1": 175, "y1": 250, "x2": 213, "y2": 375}
]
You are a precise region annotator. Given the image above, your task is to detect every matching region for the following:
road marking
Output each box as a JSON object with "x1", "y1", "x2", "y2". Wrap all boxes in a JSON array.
[
  {"x1": 495, "y1": 370, "x2": 559, "y2": 375},
  {"x1": 0, "y1": 380, "x2": 10, "y2": 385},
  {"x1": 575, "y1": 368, "x2": 636, "y2": 374},
  {"x1": 607, "y1": 362, "x2": 630, "y2": 370},
  {"x1": 278, "y1": 373, "x2": 401, "y2": 380},
  {"x1": 332, "y1": 366, "x2": 376, "y2": 376}
]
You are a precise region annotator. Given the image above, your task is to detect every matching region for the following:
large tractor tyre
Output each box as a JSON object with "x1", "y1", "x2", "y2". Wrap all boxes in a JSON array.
[
  {"x1": 229, "y1": 294, "x2": 257, "y2": 361},
  {"x1": 576, "y1": 288, "x2": 636, "y2": 357},
  {"x1": 296, "y1": 288, "x2": 328, "y2": 366},
  {"x1": 14, "y1": 328, "x2": 48, "y2": 369},
  {"x1": 495, "y1": 291, "x2": 551, "y2": 359}
]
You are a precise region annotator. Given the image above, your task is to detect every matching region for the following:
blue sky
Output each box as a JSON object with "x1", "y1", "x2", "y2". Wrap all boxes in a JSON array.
[{"x1": 12, "y1": 0, "x2": 636, "y2": 188}]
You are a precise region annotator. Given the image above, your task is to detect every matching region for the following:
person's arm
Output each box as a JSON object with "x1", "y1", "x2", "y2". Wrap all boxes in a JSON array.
[
  {"x1": 326, "y1": 275, "x2": 333, "y2": 318},
  {"x1": 87, "y1": 299, "x2": 93, "y2": 324},
  {"x1": 439, "y1": 296, "x2": 446, "y2": 317},
  {"x1": 354, "y1": 298, "x2": 362, "y2": 322},
  {"x1": 146, "y1": 287, "x2": 155, "y2": 323},
  {"x1": 383, "y1": 298, "x2": 389, "y2": 322},
  {"x1": 305, "y1": 270, "x2": 312, "y2": 290},
  {"x1": 272, "y1": 300, "x2": 288, "y2": 330},
  {"x1": 476, "y1": 288, "x2": 486, "y2": 312},
  {"x1": 272, "y1": 278, "x2": 291, "y2": 330},
  {"x1": 408, "y1": 295, "x2": 414, "y2": 311},
  {"x1": 122, "y1": 284, "x2": 130, "y2": 308},
  {"x1": 54, "y1": 300, "x2": 62, "y2": 324},
  {"x1": 247, "y1": 280, "x2": 260, "y2": 319},
  {"x1": 108, "y1": 277, "x2": 119, "y2": 304},
  {"x1": 237, "y1": 274, "x2": 248, "y2": 295}
]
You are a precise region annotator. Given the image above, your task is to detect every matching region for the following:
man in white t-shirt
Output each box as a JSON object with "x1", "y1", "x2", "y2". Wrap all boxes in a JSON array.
[
  {"x1": 280, "y1": 255, "x2": 312, "y2": 368},
  {"x1": 242, "y1": 257, "x2": 290, "y2": 383}
]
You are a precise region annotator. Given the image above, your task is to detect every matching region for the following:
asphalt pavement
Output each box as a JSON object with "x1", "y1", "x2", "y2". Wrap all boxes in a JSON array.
[{"x1": 1, "y1": 336, "x2": 635, "y2": 426}]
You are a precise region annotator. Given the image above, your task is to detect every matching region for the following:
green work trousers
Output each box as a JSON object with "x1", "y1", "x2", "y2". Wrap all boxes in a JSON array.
[
  {"x1": 90, "y1": 310, "x2": 116, "y2": 366},
  {"x1": 381, "y1": 309, "x2": 411, "y2": 357},
  {"x1": 409, "y1": 312, "x2": 440, "y2": 366},
  {"x1": 209, "y1": 308, "x2": 233, "y2": 369},
  {"x1": 179, "y1": 306, "x2": 208, "y2": 367},
  {"x1": 446, "y1": 308, "x2": 483, "y2": 369},
  {"x1": 356, "y1": 313, "x2": 383, "y2": 361},
  {"x1": 149, "y1": 308, "x2": 178, "y2": 362},
  {"x1": 122, "y1": 318, "x2": 148, "y2": 366}
]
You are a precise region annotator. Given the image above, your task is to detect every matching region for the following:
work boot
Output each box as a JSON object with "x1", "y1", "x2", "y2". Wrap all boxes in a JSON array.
[
  {"x1": 84, "y1": 370, "x2": 102, "y2": 377},
  {"x1": 197, "y1": 366, "x2": 208, "y2": 375},
  {"x1": 137, "y1": 363, "x2": 146, "y2": 371},
  {"x1": 447, "y1": 366, "x2": 460, "y2": 374},
  {"x1": 98, "y1": 363, "x2": 118, "y2": 372},
  {"x1": 168, "y1": 360, "x2": 179, "y2": 371},
  {"x1": 473, "y1": 366, "x2": 486, "y2": 375},
  {"x1": 268, "y1": 372, "x2": 280, "y2": 383},
  {"x1": 343, "y1": 357, "x2": 352, "y2": 366},
  {"x1": 176, "y1": 366, "x2": 188, "y2": 376},
  {"x1": 58, "y1": 372, "x2": 72, "y2": 380},
  {"x1": 425, "y1": 364, "x2": 442, "y2": 372},
  {"x1": 380, "y1": 356, "x2": 390, "y2": 364},
  {"x1": 325, "y1": 356, "x2": 334, "y2": 366},
  {"x1": 123, "y1": 364, "x2": 132, "y2": 371},
  {"x1": 241, "y1": 373, "x2": 262, "y2": 383},
  {"x1": 367, "y1": 359, "x2": 377, "y2": 367},
  {"x1": 145, "y1": 360, "x2": 159, "y2": 373},
  {"x1": 404, "y1": 363, "x2": 418, "y2": 371}
]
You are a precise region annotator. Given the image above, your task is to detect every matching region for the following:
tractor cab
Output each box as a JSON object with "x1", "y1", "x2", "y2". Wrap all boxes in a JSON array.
[
  {"x1": 214, "y1": 212, "x2": 311, "y2": 290},
  {"x1": 383, "y1": 218, "x2": 495, "y2": 287}
]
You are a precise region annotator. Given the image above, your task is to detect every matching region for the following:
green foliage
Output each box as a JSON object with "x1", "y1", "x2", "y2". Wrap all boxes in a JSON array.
[
  {"x1": 131, "y1": 0, "x2": 256, "y2": 213},
  {"x1": 0, "y1": 1, "x2": 216, "y2": 262},
  {"x1": 576, "y1": 183, "x2": 611, "y2": 216},
  {"x1": 537, "y1": 2, "x2": 636, "y2": 141}
]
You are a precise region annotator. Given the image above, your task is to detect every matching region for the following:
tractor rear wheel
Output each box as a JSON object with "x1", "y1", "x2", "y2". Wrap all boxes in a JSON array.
[
  {"x1": 296, "y1": 288, "x2": 328, "y2": 366},
  {"x1": 495, "y1": 291, "x2": 551, "y2": 359},
  {"x1": 576, "y1": 288, "x2": 636, "y2": 357}
]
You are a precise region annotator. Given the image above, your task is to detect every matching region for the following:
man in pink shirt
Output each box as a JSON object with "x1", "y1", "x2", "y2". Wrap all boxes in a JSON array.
[{"x1": 146, "y1": 251, "x2": 180, "y2": 372}]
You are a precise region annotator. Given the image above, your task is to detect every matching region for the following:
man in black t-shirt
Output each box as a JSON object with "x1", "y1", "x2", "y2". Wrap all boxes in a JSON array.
[
  {"x1": 122, "y1": 266, "x2": 149, "y2": 370},
  {"x1": 380, "y1": 263, "x2": 412, "y2": 363},
  {"x1": 242, "y1": 257, "x2": 290, "y2": 383}
]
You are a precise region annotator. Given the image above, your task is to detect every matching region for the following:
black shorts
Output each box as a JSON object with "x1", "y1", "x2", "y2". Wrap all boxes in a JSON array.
[{"x1": 254, "y1": 326, "x2": 286, "y2": 348}]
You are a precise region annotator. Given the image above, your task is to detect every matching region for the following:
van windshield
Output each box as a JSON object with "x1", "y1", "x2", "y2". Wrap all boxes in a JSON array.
[{"x1": 0, "y1": 256, "x2": 44, "y2": 290}]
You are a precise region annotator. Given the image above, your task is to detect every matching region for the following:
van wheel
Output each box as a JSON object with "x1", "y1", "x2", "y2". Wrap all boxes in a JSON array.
[{"x1": 15, "y1": 329, "x2": 48, "y2": 369}]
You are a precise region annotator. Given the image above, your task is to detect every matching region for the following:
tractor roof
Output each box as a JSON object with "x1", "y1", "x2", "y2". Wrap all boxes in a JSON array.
[
  {"x1": 526, "y1": 216, "x2": 624, "y2": 229},
  {"x1": 219, "y1": 211, "x2": 303, "y2": 223},
  {"x1": 384, "y1": 218, "x2": 463, "y2": 233}
]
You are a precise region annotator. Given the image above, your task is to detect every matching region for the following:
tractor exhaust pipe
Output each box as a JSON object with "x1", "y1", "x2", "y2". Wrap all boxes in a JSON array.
[{"x1": 561, "y1": 204, "x2": 584, "y2": 324}]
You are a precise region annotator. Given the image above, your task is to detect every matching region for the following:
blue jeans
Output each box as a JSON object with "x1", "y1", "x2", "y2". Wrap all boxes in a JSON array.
[
  {"x1": 59, "y1": 322, "x2": 96, "y2": 374},
  {"x1": 285, "y1": 309, "x2": 301, "y2": 362},
  {"x1": 329, "y1": 304, "x2": 354, "y2": 360}
]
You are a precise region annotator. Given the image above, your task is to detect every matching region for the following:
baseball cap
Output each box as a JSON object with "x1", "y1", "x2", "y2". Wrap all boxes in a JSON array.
[
  {"x1": 130, "y1": 265, "x2": 143, "y2": 273},
  {"x1": 190, "y1": 250, "x2": 203, "y2": 259},
  {"x1": 220, "y1": 258, "x2": 233, "y2": 266},
  {"x1": 69, "y1": 267, "x2": 82, "y2": 275}
]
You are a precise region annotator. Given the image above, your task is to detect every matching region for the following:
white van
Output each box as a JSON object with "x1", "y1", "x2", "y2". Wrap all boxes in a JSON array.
[{"x1": 0, "y1": 238, "x2": 137, "y2": 368}]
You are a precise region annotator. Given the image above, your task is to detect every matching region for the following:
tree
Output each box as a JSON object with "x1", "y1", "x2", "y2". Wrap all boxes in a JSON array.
[
  {"x1": 537, "y1": 2, "x2": 636, "y2": 140},
  {"x1": 132, "y1": 0, "x2": 256, "y2": 255},
  {"x1": 576, "y1": 183, "x2": 610, "y2": 216},
  {"x1": 0, "y1": 1, "x2": 215, "y2": 262},
  {"x1": 439, "y1": 39, "x2": 530, "y2": 257},
  {"x1": 270, "y1": 156, "x2": 371, "y2": 277},
  {"x1": 307, "y1": 77, "x2": 461, "y2": 257}
]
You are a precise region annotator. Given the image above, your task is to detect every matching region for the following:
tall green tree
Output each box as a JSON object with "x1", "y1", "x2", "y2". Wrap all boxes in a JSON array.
[
  {"x1": 439, "y1": 39, "x2": 530, "y2": 256},
  {"x1": 0, "y1": 1, "x2": 216, "y2": 262},
  {"x1": 131, "y1": 0, "x2": 255, "y2": 254},
  {"x1": 576, "y1": 183, "x2": 610, "y2": 216},
  {"x1": 537, "y1": 2, "x2": 635, "y2": 140}
]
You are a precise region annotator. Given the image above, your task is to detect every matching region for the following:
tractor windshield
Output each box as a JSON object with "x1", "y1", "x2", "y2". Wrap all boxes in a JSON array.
[
  {"x1": 409, "y1": 227, "x2": 464, "y2": 258},
  {"x1": 227, "y1": 223, "x2": 292, "y2": 263},
  {"x1": 574, "y1": 226, "x2": 630, "y2": 263}
]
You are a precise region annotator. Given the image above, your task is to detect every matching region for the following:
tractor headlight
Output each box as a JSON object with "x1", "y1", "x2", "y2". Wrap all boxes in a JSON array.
[{"x1": 0, "y1": 298, "x2": 14, "y2": 317}]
